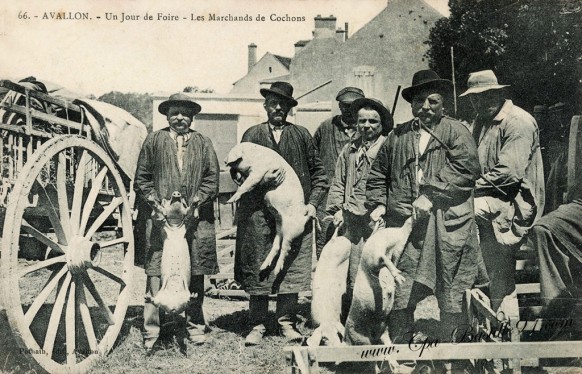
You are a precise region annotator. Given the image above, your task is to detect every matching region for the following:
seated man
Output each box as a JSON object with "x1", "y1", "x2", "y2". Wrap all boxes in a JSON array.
[{"x1": 530, "y1": 200, "x2": 582, "y2": 339}]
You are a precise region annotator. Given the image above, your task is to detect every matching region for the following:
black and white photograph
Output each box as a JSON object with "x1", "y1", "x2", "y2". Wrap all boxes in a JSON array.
[{"x1": 0, "y1": 0, "x2": 581, "y2": 373}]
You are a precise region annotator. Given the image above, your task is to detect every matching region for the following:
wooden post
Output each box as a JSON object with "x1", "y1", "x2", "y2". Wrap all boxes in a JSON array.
[
  {"x1": 450, "y1": 46, "x2": 457, "y2": 117},
  {"x1": 567, "y1": 115, "x2": 581, "y2": 202}
]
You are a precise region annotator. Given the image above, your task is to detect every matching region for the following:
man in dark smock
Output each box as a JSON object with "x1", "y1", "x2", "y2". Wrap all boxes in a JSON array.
[
  {"x1": 366, "y1": 70, "x2": 481, "y2": 343},
  {"x1": 134, "y1": 93, "x2": 219, "y2": 350},
  {"x1": 313, "y1": 87, "x2": 364, "y2": 255},
  {"x1": 234, "y1": 81, "x2": 328, "y2": 345}
]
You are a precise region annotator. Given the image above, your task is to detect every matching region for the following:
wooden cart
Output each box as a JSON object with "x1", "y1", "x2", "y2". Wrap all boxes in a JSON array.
[{"x1": 0, "y1": 80, "x2": 136, "y2": 373}]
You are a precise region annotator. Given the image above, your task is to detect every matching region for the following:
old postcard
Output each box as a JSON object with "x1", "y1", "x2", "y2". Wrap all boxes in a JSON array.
[{"x1": 0, "y1": 0, "x2": 580, "y2": 373}]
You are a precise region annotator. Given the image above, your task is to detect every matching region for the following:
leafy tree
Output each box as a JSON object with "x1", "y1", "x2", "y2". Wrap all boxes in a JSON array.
[
  {"x1": 183, "y1": 86, "x2": 199, "y2": 93},
  {"x1": 425, "y1": 0, "x2": 582, "y2": 119},
  {"x1": 98, "y1": 91, "x2": 154, "y2": 132},
  {"x1": 183, "y1": 86, "x2": 215, "y2": 93}
]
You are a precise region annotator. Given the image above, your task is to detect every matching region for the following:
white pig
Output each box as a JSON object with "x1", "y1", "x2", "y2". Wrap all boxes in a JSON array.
[
  {"x1": 308, "y1": 226, "x2": 351, "y2": 347},
  {"x1": 146, "y1": 191, "x2": 195, "y2": 314},
  {"x1": 225, "y1": 142, "x2": 310, "y2": 276},
  {"x1": 344, "y1": 217, "x2": 413, "y2": 346}
]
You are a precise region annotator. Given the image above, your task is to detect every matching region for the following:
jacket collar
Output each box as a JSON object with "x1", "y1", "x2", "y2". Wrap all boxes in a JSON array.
[{"x1": 493, "y1": 100, "x2": 514, "y2": 122}]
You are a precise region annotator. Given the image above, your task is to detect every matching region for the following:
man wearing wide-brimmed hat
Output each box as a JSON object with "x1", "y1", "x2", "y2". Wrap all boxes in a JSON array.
[
  {"x1": 135, "y1": 92, "x2": 220, "y2": 352},
  {"x1": 460, "y1": 69, "x2": 544, "y2": 322},
  {"x1": 313, "y1": 87, "x2": 365, "y2": 256},
  {"x1": 322, "y1": 97, "x2": 393, "y2": 336},
  {"x1": 234, "y1": 81, "x2": 328, "y2": 345},
  {"x1": 366, "y1": 70, "x2": 481, "y2": 346}
]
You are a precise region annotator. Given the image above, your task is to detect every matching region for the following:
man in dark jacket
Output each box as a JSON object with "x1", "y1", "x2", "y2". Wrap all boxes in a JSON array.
[
  {"x1": 134, "y1": 93, "x2": 220, "y2": 351},
  {"x1": 366, "y1": 70, "x2": 482, "y2": 343},
  {"x1": 313, "y1": 87, "x2": 364, "y2": 255},
  {"x1": 234, "y1": 81, "x2": 328, "y2": 345}
]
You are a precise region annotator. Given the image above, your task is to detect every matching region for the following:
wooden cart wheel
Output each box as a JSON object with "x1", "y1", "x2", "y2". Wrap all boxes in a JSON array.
[{"x1": 1, "y1": 135, "x2": 134, "y2": 373}]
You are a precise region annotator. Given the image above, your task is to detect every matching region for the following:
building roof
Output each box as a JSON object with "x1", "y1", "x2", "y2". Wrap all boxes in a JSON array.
[
  {"x1": 273, "y1": 54, "x2": 292, "y2": 69},
  {"x1": 294, "y1": 39, "x2": 311, "y2": 47},
  {"x1": 260, "y1": 74, "x2": 291, "y2": 84}
]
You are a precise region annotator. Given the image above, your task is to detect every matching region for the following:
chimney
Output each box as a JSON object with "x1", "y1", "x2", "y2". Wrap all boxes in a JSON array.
[
  {"x1": 345, "y1": 22, "x2": 349, "y2": 40},
  {"x1": 313, "y1": 14, "x2": 336, "y2": 39},
  {"x1": 248, "y1": 43, "x2": 257, "y2": 73},
  {"x1": 294, "y1": 40, "x2": 308, "y2": 56},
  {"x1": 335, "y1": 28, "x2": 345, "y2": 42}
]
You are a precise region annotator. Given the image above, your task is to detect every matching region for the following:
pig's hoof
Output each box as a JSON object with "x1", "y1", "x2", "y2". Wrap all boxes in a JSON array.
[
  {"x1": 273, "y1": 263, "x2": 285, "y2": 276},
  {"x1": 259, "y1": 262, "x2": 269, "y2": 272},
  {"x1": 394, "y1": 273, "x2": 406, "y2": 284}
]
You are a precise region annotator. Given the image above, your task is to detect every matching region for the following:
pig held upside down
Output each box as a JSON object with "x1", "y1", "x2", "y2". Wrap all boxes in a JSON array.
[{"x1": 225, "y1": 142, "x2": 310, "y2": 275}]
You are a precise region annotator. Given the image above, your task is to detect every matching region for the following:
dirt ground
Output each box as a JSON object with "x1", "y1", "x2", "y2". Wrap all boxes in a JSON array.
[
  {"x1": 1, "y1": 262, "x2": 581, "y2": 373},
  {"x1": 0, "y1": 261, "x2": 433, "y2": 374}
]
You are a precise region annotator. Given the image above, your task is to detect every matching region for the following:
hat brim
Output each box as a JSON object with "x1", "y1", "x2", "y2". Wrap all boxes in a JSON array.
[
  {"x1": 401, "y1": 80, "x2": 453, "y2": 103},
  {"x1": 158, "y1": 99, "x2": 202, "y2": 115},
  {"x1": 351, "y1": 98, "x2": 394, "y2": 134},
  {"x1": 459, "y1": 84, "x2": 509, "y2": 97},
  {"x1": 260, "y1": 88, "x2": 298, "y2": 107}
]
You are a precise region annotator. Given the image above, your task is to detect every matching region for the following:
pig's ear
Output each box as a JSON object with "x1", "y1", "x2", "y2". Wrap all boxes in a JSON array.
[{"x1": 161, "y1": 198, "x2": 169, "y2": 208}]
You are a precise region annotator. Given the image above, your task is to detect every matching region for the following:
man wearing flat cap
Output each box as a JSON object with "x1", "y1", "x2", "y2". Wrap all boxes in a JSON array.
[
  {"x1": 135, "y1": 92, "x2": 220, "y2": 351},
  {"x1": 234, "y1": 81, "x2": 328, "y2": 345},
  {"x1": 461, "y1": 69, "x2": 544, "y2": 322},
  {"x1": 325, "y1": 97, "x2": 393, "y2": 324},
  {"x1": 313, "y1": 87, "x2": 365, "y2": 256},
  {"x1": 366, "y1": 70, "x2": 481, "y2": 344}
]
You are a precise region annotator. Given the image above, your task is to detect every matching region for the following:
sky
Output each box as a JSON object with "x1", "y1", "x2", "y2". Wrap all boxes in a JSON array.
[{"x1": 1, "y1": 0, "x2": 449, "y2": 97}]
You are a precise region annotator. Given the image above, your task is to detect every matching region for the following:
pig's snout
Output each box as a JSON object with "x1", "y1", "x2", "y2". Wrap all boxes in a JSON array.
[{"x1": 170, "y1": 191, "x2": 183, "y2": 204}]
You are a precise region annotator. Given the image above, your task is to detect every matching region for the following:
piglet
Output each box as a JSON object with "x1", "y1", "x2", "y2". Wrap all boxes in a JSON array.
[
  {"x1": 146, "y1": 191, "x2": 196, "y2": 314},
  {"x1": 225, "y1": 142, "x2": 310, "y2": 276}
]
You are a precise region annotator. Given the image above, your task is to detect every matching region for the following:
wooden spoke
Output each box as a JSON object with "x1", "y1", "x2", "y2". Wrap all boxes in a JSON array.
[
  {"x1": 57, "y1": 153, "x2": 71, "y2": 238},
  {"x1": 2, "y1": 136, "x2": 135, "y2": 372},
  {"x1": 23, "y1": 265, "x2": 67, "y2": 327},
  {"x1": 43, "y1": 272, "x2": 72, "y2": 355},
  {"x1": 80, "y1": 273, "x2": 115, "y2": 325},
  {"x1": 66, "y1": 279, "x2": 76, "y2": 366},
  {"x1": 19, "y1": 255, "x2": 66, "y2": 278},
  {"x1": 97, "y1": 236, "x2": 129, "y2": 250},
  {"x1": 79, "y1": 166, "x2": 109, "y2": 236},
  {"x1": 84, "y1": 197, "x2": 122, "y2": 239},
  {"x1": 37, "y1": 184, "x2": 68, "y2": 245},
  {"x1": 71, "y1": 150, "x2": 89, "y2": 235},
  {"x1": 91, "y1": 266, "x2": 126, "y2": 287},
  {"x1": 77, "y1": 278, "x2": 98, "y2": 352},
  {"x1": 21, "y1": 219, "x2": 64, "y2": 255}
]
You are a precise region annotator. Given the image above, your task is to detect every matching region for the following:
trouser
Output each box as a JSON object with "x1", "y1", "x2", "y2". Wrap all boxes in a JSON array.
[
  {"x1": 315, "y1": 201, "x2": 335, "y2": 259},
  {"x1": 143, "y1": 274, "x2": 207, "y2": 341},
  {"x1": 475, "y1": 196, "x2": 520, "y2": 321},
  {"x1": 248, "y1": 293, "x2": 298, "y2": 329},
  {"x1": 531, "y1": 223, "x2": 582, "y2": 338}
]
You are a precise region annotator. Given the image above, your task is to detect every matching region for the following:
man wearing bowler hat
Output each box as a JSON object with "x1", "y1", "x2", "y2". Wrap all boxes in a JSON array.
[
  {"x1": 135, "y1": 92, "x2": 220, "y2": 352},
  {"x1": 366, "y1": 70, "x2": 481, "y2": 345},
  {"x1": 460, "y1": 70, "x2": 544, "y2": 321},
  {"x1": 313, "y1": 87, "x2": 365, "y2": 255},
  {"x1": 234, "y1": 81, "x2": 328, "y2": 345}
]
